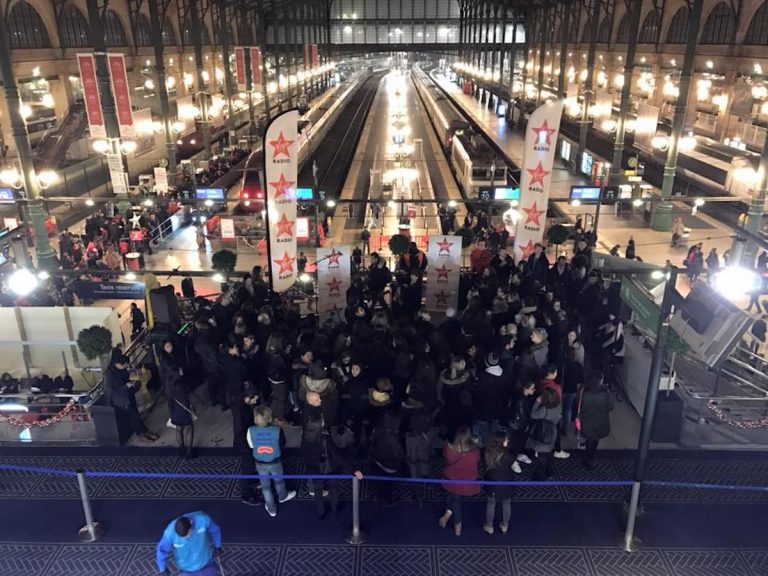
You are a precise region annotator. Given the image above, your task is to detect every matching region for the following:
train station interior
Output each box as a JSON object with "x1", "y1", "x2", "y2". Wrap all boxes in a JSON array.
[{"x1": 0, "y1": 0, "x2": 768, "y2": 575}]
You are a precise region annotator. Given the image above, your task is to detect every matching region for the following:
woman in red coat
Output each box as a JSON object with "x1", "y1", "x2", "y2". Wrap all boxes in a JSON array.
[{"x1": 439, "y1": 426, "x2": 481, "y2": 536}]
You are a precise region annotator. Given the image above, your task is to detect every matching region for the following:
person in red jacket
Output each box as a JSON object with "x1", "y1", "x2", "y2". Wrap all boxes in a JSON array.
[
  {"x1": 536, "y1": 363, "x2": 570, "y2": 460},
  {"x1": 470, "y1": 240, "x2": 492, "y2": 275},
  {"x1": 439, "y1": 426, "x2": 481, "y2": 536}
]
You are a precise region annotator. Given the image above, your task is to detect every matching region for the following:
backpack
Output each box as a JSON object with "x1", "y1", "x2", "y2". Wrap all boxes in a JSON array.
[
  {"x1": 248, "y1": 425, "x2": 281, "y2": 462},
  {"x1": 529, "y1": 414, "x2": 557, "y2": 446}
]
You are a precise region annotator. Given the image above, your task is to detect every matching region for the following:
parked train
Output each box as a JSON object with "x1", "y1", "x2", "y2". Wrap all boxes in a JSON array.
[{"x1": 413, "y1": 65, "x2": 510, "y2": 198}]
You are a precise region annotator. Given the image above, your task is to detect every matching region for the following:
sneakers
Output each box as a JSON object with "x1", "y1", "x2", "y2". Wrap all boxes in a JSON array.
[
  {"x1": 241, "y1": 494, "x2": 260, "y2": 506},
  {"x1": 308, "y1": 489, "x2": 330, "y2": 497},
  {"x1": 499, "y1": 523, "x2": 508, "y2": 534},
  {"x1": 554, "y1": 450, "x2": 571, "y2": 459},
  {"x1": 483, "y1": 524, "x2": 494, "y2": 535},
  {"x1": 516, "y1": 454, "x2": 532, "y2": 464},
  {"x1": 511, "y1": 461, "x2": 522, "y2": 474},
  {"x1": 279, "y1": 490, "x2": 297, "y2": 504},
  {"x1": 265, "y1": 504, "x2": 277, "y2": 517}
]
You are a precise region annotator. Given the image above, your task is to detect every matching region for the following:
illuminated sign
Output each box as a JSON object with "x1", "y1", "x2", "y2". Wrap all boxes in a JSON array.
[
  {"x1": 0, "y1": 189, "x2": 14, "y2": 203},
  {"x1": 296, "y1": 188, "x2": 313, "y2": 201},
  {"x1": 493, "y1": 187, "x2": 520, "y2": 201},
  {"x1": 296, "y1": 217, "x2": 310, "y2": 239},
  {"x1": 195, "y1": 188, "x2": 225, "y2": 201},
  {"x1": 569, "y1": 186, "x2": 602, "y2": 202}
]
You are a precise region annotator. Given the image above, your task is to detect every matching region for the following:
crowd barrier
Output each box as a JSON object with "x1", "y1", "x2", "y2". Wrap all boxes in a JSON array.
[{"x1": 2, "y1": 463, "x2": 767, "y2": 549}]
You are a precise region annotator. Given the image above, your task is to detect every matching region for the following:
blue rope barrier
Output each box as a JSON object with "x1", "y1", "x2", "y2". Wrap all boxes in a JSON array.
[
  {"x1": 2, "y1": 463, "x2": 768, "y2": 492},
  {"x1": 645, "y1": 480, "x2": 768, "y2": 493},
  {"x1": 0, "y1": 464, "x2": 78, "y2": 477}
]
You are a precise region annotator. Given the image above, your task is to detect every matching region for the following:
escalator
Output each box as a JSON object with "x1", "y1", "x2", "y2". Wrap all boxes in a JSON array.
[{"x1": 33, "y1": 101, "x2": 87, "y2": 170}]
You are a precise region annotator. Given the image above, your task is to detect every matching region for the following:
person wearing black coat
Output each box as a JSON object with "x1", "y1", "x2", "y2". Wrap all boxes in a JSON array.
[
  {"x1": 222, "y1": 341, "x2": 250, "y2": 446},
  {"x1": 526, "y1": 244, "x2": 550, "y2": 285},
  {"x1": 473, "y1": 352, "x2": 509, "y2": 445},
  {"x1": 368, "y1": 408, "x2": 405, "y2": 505},
  {"x1": 368, "y1": 253, "x2": 392, "y2": 295},
  {"x1": 301, "y1": 416, "x2": 363, "y2": 518},
  {"x1": 104, "y1": 355, "x2": 157, "y2": 442},
  {"x1": 193, "y1": 323, "x2": 226, "y2": 408},
  {"x1": 159, "y1": 340, "x2": 195, "y2": 458},
  {"x1": 578, "y1": 371, "x2": 614, "y2": 469},
  {"x1": 483, "y1": 432, "x2": 518, "y2": 534}
]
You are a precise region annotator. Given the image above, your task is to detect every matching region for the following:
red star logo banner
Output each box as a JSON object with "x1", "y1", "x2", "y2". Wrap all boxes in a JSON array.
[
  {"x1": 531, "y1": 119, "x2": 557, "y2": 146},
  {"x1": 435, "y1": 264, "x2": 452, "y2": 280},
  {"x1": 518, "y1": 240, "x2": 537, "y2": 260},
  {"x1": 326, "y1": 276, "x2": 343, "y2": 294},
  {"x1": 526, "y1": 162, "x2": 551, "y2": 188},
  {"x1": 273, "y1": 251, "x2": 295, "y2": 275},
  {"x1": 326, "y1": 248, "x2": 343, "y2": 266},
  {"x1": 269, "y1": 131, "x2": 294, "y2": 159},
  {"x1": 269, "y1": 173, "x2": 295, "y2": 200},
  {"x1": 435, "y1": 290, "x2": 450, "y2": 306},
  {"x1": 523, "y1": 202, "x2": 545, "y2": 226},
  {"x1": 436, "y1": 237, "x2": 453, "y2": 254},
  {"x1": 275, "y1": 214, "x2": 294, "y2": 238}
]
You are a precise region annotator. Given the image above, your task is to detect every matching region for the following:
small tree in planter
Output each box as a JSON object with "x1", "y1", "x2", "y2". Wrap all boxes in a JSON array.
[
  {"x1": 388, "y1": 233, "x2": 410, "y2": 256},
  {"x1": 211, "y1": 249, "x2": 238, "y2": 280},
  {"x1": 546, "y1": 224, "x2": 569, "y2": 258},
  {"x1": 77, "y1": 325, "x2": 114, "y2": 378}
]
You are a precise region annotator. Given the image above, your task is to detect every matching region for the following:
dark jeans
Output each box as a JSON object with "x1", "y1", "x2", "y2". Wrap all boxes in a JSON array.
[
  {"x1": 446, "y1": 493, "x2": 464, "y2": 525},
  {"x1": 312, "y1": 478, "x2": 340, "y2": 516},
  {"x1": 117, "y1": 402, "x2": 147, "y2": 435},
  {"x1": 532, "y1": 451, "x2": 554, "y2": 480},
  {"x1": 584, "y1": 439, "x2": 599, "y2": 465},
  {"x1": 373, "y1": 465, "x2": 399, "y2": 503}
]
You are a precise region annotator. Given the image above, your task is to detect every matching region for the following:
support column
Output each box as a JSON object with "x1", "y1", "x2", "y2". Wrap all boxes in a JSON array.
[
  {"x1": 259, "y1": 17, "x2": 272, "y2": 123},
  {"x1": 216, "y1": 0, "x2": 237, "y2": 136},
  {"x1": 608, "y1": 0, "x2": 641, "y2": 187},
  {"x1": 557, "y1": 5, "x2": 570, "y2": 97},
  {"x1": 577, "y1": 0, "x2": 601, "y2": 174},
  {"x1": 86, "y1": 0, "x2": 129, "y2": 210},
  {"x1": 496, "y1": 7, "x2": 507, "y2": 113},
  {"x1": 149, "y1": 0, "x2": 177, "y2": 181},
  {"x1": 536, "y1": 3, "x2": 548, "y2": 104},
  {"x1": 651, "y1": 0, "x2": 703, "y2": 231},
  {"x1": 189, "y1": 0, "x2": 212, "y2": 158},
  {"x1": 0, "y1": 10, "x2": 56, "y2": 267}
]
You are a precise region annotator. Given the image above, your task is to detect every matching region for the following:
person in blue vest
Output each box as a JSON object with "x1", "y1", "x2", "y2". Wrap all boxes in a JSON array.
[
  {"x1": 156, "y1": 511, "x2": 222, "y2": 576},
  {"x1": 248, "y1": 405, "x2": 296, "y2": 516}
]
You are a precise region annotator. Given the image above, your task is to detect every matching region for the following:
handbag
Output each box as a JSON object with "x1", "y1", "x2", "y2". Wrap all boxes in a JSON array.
[
  {"x1": 574, "y1": 388, "x2": 585, "y2": 432},
  {"x1": 167, "y1": 399, "x2": 198, "y2": 428}
]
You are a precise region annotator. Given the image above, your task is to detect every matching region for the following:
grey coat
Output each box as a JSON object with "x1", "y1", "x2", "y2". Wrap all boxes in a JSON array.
[{"x1": 526, "y1": 402, "x2": 562, "y2": 453}]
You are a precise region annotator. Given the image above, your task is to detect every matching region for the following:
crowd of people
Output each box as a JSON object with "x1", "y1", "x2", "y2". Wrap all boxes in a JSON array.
[{"x1": 103, "y1": 227, "x2": 624, "y2": 533}]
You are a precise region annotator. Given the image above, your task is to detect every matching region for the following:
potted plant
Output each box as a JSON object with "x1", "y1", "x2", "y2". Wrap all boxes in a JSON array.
[
  {"x1": 456, "y1": 227, "x2": 475, "y2": 248},
  {"x1": 211, "y1": 249, "x2": 238, "y2": 280},
  {"x1": 546, "y1": 224, "x2": 569, "y2": 258},
  {"x1": 77, "y1": 325, "x2": 114, "y2": 374},
  {"x1": 388, "y1": 233, "x2": 410, "y2": 256}
]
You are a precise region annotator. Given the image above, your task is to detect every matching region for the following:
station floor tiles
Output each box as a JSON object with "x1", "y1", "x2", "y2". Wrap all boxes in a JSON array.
[{"x1": 1, "y1": 447, "x2": 768, "y2": 576}]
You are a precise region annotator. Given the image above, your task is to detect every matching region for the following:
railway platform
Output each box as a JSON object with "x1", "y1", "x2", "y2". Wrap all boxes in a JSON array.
[{"x1": 431, "y1": 72, "x2": 741, "y2": 269}]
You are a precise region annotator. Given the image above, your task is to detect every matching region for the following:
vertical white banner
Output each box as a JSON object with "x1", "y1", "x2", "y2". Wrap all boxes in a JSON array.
[
  {"x1": 514, "y1": 100, "x2": 564, "y2": 261},
  {"x1": 316, "y1": 246, "x2": 351, "y2": 320},
  {"x1": 424, "y1": 235, "x2": 462, "y2": 313},
  {"x1": 265, "y1": 109, "x2": 299, "y2": 292},
  {"x1": 154, "y1": 167, "x2": 168, "y2": 194}
]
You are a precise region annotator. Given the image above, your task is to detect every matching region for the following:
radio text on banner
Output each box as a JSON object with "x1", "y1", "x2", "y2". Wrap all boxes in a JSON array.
[
  {"x1": 425, "y1": 235, "x2": 462, "y2": 314},
  {"x1": 513, "y1": 100, "x2": 564, "y2": 261},
  {"x1": 316, "y1": 246, "x2": 351, "y2": 320},
  {"x1": 265, "y1": 110, "x2": 298, "y2": 292}
]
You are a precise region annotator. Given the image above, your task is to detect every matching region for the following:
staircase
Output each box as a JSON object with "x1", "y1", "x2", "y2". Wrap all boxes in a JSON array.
[{"x1": 33, "y1": 102, "x2": 87, "y2": 170}]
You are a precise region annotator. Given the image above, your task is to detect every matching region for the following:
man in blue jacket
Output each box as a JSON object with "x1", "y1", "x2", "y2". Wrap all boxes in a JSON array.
[{"x1": 156, "y1": 511, "x2": 222, "y2": 576}]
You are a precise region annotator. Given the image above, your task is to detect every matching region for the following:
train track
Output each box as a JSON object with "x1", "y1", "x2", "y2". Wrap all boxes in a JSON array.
[{"x1": 299, "y1": 72, "x2": 385, "y2": 217}]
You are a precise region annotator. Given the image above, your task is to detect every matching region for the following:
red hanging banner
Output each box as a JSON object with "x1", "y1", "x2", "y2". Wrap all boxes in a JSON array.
[
  {"x1": 250, "y1": 47, "x2": 262, "y2": 90},
  {"x1": 311, "y1": 44, "x2": 319, "y2": 68},
  {"x1": 107, "y1": 53, "x2": 135, "y2": 138},
  {"x1": 234, "y1": 47, "x2": 246, "y2": 92},
  {"x1": 77, "y1": 54, "x2": 106, "y2": 139}
]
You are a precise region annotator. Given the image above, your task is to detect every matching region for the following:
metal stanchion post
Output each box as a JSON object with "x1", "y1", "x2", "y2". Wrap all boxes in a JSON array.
[
  {"x1": 76, "y1": 469, "x2": 104, "y2": 542},
  {"x1": 347, "y1": 476, "x2": 365, "y2": 545},
  {"x1": 623, "y1": 481, "x2": 642, "y2": 551},
  {"x1": 621, "y1": 267, "x2": 677, "y2": 551}
]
